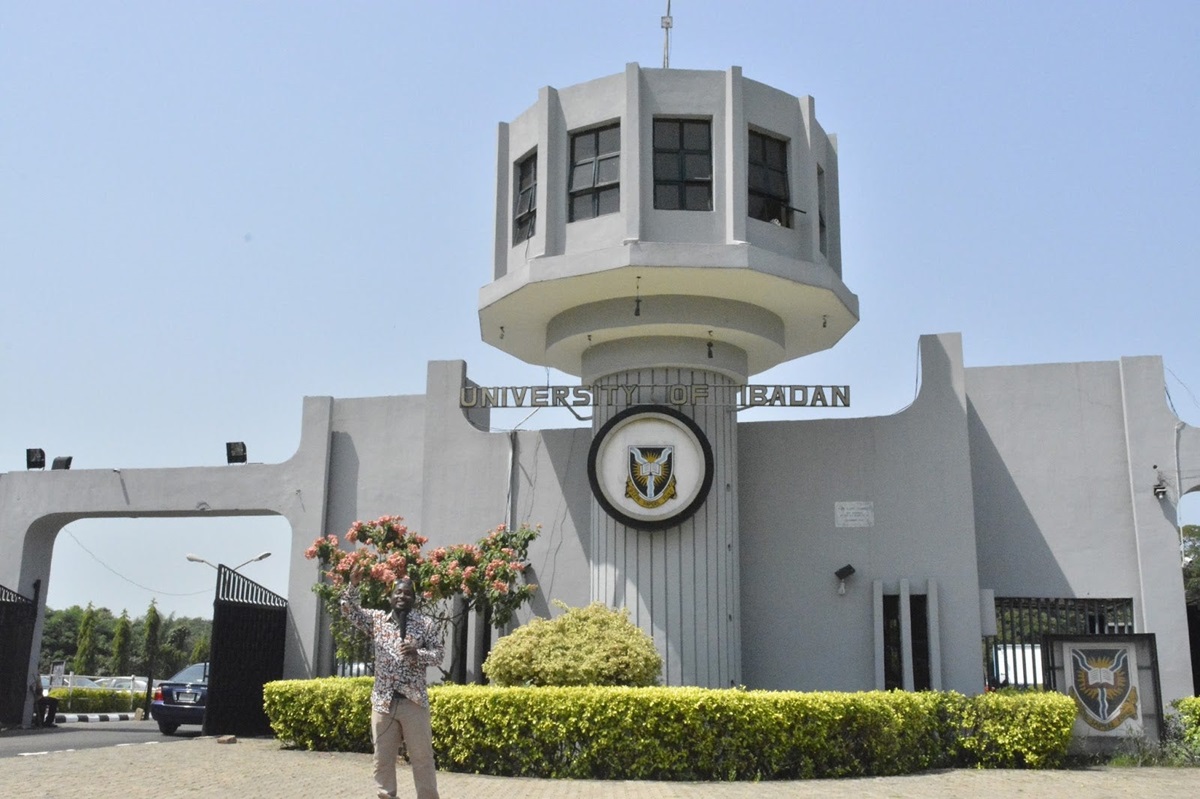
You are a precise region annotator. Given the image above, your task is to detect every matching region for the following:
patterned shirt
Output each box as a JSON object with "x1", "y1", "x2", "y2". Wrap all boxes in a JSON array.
[{"x1": 340, "y1": 586, "x2": 444, "y2": 712}]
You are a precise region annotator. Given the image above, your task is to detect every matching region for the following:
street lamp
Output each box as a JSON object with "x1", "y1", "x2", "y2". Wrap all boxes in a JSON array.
[{"x1": 186, "y1": 551, "x2": 271, "y2": 572}]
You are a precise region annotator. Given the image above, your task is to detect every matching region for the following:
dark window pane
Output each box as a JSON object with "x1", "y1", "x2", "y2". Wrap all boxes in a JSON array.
[
  {"x1": 684, "y1": 153, "x2": 711, "y2": 180},
  {"x1": 655, "y1": 184, "x2": 680, "y2": 210},
  {"x1": 683, "y1": 120, "x2": 710, "y2": 150},
  {"x1": 570, "y1": 163, "x2": 594, "y2": 190},
  {"x1": 597, "y1": 186, "x2": 620, "y2": 216},
  {"x1": 597, "y1": 125, "x2": 620, "y2": 155},
  {"x1": 573, "y1": 133, "x2": 596, "y2": 161},
  {"x1": 570, "y1": 193, "x2": 594, "y2": 222},
  {"x1": 769, "y1": 171, "x2": 788, "y2": 198},
  {"x1": 596, "y1": 155, "x2": 620, "y2": 185},
  {"x1": 765, "y1": 138, "x2": 786, "y2": 169},
  {"x1": 684, "y1": 183, "x2": 711, "y2": 211},
  {"x1": 749, "y1": 164, "x2": 769, "y2": 193},
  {"x1": 748, "y1": 194, "x2": 767, "y2": 221},
  {"x1": 654, "y1": 120, "x2": 680, "y2": 150},
  {"x1": 748, "y1": 132, "x2": 764, "y2": 163},
  {"x1": 515, "y1": 214, "x2": 535, "y2": 241},
  {"x1": 654, "y1": 152, "x2": 680, "y2": 181}
]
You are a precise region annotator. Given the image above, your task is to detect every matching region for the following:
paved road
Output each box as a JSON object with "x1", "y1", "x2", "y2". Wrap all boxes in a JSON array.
[{"x1": 0, "y1": 725, "x2": 1197, "y2": 799}]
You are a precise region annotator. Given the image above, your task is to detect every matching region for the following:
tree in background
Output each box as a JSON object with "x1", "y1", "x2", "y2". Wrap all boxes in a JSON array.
[
  {"x1": 108, "y1": 610, "x2": 132, "y2": 676},
  {"x1": 140, "y1": 599, "x2": 162, "y2": 710},
  {"x1": 190, "y1": 635, "x2": 210, "y2": 664},
  {"x1": 72, "y1": 603, "x2": 98, "y2": 674},
  {"x1": 39, "y1": 605, "x2": 85, "y2": 671},
  {"x1": 1184, "y1": 524, "x2": 1200, "y2": 606}
]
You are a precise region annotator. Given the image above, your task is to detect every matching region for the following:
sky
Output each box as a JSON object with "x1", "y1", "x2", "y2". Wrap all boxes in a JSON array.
[{"x1": 3, "y1": 1, "x2": 1199, "y2": 620}]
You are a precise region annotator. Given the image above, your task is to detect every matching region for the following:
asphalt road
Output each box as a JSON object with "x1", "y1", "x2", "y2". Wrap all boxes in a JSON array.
[{"x1": 0, "y1": 718, "x2": 194, "y2": 759}]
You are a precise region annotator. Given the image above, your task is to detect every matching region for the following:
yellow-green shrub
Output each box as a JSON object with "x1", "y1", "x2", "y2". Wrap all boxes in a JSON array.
[
  {"x1": 263, "y1": 677, "x2": 373, "y2": 752},
  {"x1": 1177, "y1": 696, "x2": 1200, "y2": 748},
  {"x1": 482, "y1": 602, "x2": 662, "y2": 687},
  {"x1": 957, "y1": 690, "x2": 1076, "y2": 768},
  {"x1": 48, "y1": 688, "x2": 141, "y2": 713},
  {"x1": 263, "y1": 681, "x2": 1074, "y2": 778}
]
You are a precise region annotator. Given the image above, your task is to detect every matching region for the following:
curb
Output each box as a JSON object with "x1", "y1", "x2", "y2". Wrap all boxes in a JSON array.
[{"x1": 56, "y1": 712, "x2": 139, "y2": 723}]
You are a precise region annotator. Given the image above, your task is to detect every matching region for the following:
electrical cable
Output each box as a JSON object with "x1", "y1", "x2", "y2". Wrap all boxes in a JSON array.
[{"x1": 65, "y1": 530, "x2": 209, "y2": 597}]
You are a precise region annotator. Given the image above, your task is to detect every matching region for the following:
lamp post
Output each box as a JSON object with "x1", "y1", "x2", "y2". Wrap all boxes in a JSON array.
[{"x1": 186, "y1": 551, "x2": 272, "y2": 572}]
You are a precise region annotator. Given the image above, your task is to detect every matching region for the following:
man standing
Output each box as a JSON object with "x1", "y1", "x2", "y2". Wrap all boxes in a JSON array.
[{"x1": 341, "y1": 574, "x2": 443, "y2": 799}]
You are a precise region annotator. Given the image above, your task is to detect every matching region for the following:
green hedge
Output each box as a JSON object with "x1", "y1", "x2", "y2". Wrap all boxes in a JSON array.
[
  {"x1": 48, "y1": 688, "x2": 143, "y2": 713},
  {"x1": 264, "y1": 680, "x2": 1077, "y2": 779},
  {"x1": 1178, "y1": 696, "x2": 1200, "y2": 749}
]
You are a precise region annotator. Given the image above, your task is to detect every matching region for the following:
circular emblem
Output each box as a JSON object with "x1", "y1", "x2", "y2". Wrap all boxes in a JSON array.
[{"x1": 587, "y1": 405, "x2": 714, "y2": 531}]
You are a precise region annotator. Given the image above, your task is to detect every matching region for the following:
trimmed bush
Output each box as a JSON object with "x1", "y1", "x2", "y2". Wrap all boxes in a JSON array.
[
  {"x1": 263, "y1": 677, "x2": 373, "y2": 752},
  {"x1": 48, "y1": 688, "x2": 142, "y2": 713},
  {"x1": 264, "y1": 681, "x2": 1077, "y2": 779},
  {"x1": 957, "y1": 690, "x2": 1076, "y2": 768},
  {"x1": 482, "y1": 601, "x2": 662, "y2": 687},
  {"x1": 432, "y1": 685, "x2": 969, "y2": 780},
  {"x1": 1177, "y1": 696, "x2": 1200, "y2": 749}
]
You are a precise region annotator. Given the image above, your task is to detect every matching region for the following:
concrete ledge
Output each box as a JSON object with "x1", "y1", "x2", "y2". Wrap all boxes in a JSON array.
[{"x1": 55, "y1": 712, "x2": 138, "y2": 724}]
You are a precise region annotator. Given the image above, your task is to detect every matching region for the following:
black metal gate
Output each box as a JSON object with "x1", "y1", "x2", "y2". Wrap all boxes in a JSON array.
[
  {"x1": 984, "y1": 596, "x2": 1134, "y2": 688},
  {"x1": 0, "y1": 584, "x2": 37, "y2": 726},
  {"x1": 1188, "y1": 604, "x2": 1200, "y2": 696},
  {"x1": 203, "y1": 565, "x2": 287, "y2": 736}
]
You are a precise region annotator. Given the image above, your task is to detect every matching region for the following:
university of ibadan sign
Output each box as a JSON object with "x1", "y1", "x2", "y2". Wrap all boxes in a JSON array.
[{"x1": 460, "y1": 383, "x2": 850, "y2": 409}]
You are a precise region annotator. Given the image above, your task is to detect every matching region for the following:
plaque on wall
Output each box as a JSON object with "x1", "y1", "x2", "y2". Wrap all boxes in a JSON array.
[{"x1": 587, "y1": 405, "x2": 714, "y2": 531}]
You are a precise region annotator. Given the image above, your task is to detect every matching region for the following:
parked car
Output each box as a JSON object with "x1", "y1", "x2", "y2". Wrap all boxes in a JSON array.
[
  {"x1": 41, "y1": 674, "x2": 103, "y2": 690},
  {"x1": 95, "y1": 676, "x2": 150, "y2": 693},
  {"x1": 149, "y1": 662, "x2": 208, "y2": 735}
]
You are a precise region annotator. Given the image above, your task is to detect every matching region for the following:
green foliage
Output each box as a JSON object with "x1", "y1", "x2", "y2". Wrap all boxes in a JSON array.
[
  {"x1": 48, "y1": 688, "x2": 141, "y2": 713},
  {"x1": 956, "y1": 690, "x2": 1076, "y2": 768},
  {"x1": 190, "y1": 635, "x2": 210, "y2": 664},
  {"x1": 1183, "y1": 524, "x2": 1200, "y2": 607},
  {"x1": 263, "y1": 682, "x2": 1072, "y2": 779},
  {"x1": 108, "y1": 611, "x2": 132, "y2": 676},
  {"x1": 72, "y1": 603, "x2": 98, "y2": 674},
  {"x1": 142, "y1": 600, "x2": 161, "y2": 688},
  {"x1": 483, "y1": 602, "x2": 662, "y2": 687},
  {"x1": 263, "y1": 677, "x2": 374, "y2": 753},
  {"x1": 1178, "y1": 696, "x2": 1200, "y2": 749}
]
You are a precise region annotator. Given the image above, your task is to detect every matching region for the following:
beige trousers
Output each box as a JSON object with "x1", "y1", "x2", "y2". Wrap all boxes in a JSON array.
[{"x1": 371, "y1": 696, "x2": 439, "y2": 799}]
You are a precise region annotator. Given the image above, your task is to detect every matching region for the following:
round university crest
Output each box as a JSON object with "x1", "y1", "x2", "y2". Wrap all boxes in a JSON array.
[{"x1": 587, "y1": 405, "x2": 714, "y2": 531}]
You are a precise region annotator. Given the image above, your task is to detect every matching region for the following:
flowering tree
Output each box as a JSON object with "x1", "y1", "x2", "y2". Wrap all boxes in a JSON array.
[{"x1": 306, "y1": 516, "x2": 538, "y2": 664}]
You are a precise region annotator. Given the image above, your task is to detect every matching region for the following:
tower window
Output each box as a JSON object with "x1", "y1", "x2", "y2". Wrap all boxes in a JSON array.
[
  {"x1": 817, "y1": 164, "x2": 828, "y2": 256},
  {"x1": 513, "y1": 150, "x2": 537, "y2": 243},
  {"x1": 653, "y1": 119, "x2": 712, "y2": 211},
  {"x1": 748, "y1": 130, "x2": 791, "y2": 227},
  {"x1": 569, "y1": 124, "x2": 620, "y2": 222}
]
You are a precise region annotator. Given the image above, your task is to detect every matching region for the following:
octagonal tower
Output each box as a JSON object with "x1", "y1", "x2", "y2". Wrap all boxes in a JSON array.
[{"x1": 479, "y1": 63, "x2": 858, "y2": 687}]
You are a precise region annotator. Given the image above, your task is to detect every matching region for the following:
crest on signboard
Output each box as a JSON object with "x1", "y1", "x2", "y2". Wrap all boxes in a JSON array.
[
  {"x1": 1067, "y1": 647, "x2": 1139, "y2": 731},
  {"x1": 625, "y1": 446, "x2": 677, "y2": 508}
]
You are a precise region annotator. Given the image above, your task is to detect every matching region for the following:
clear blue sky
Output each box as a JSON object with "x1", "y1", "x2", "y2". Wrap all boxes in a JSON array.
[{"x1": 4, "y1": 1, "x2": 1199, "y2": 620}]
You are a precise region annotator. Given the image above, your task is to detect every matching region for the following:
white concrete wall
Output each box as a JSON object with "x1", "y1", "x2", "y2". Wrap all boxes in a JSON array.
[
  {"x1": 967, "y1": 355, "x2": 1196, "y2": 705},
  {"x1": 738, "y1": 334, "x2": 984, "y2": 694}
]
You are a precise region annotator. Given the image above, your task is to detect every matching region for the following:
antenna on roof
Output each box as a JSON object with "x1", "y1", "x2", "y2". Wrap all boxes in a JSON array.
[{"x1": 662, "y1": 0, "x2": 673, "y2": 68}]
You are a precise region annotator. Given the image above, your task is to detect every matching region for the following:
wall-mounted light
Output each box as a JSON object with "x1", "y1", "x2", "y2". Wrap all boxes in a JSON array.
[
  {"x1": 835, "y1": 563, "x2": 855, "y2": 595},
  {"x1": 707, "y1": 330, "x2": 714, "y2": 359},
  {"x1": 226, "y1": 442, "x2": 247, "y2": 464},
  {"x1": 26, "y1": 448, "x2": 45, "y2": 470},
  {"x1": 51, "y1": 456, "x2": 73, "y2": 470},
  {"x1": 634, "y1": 275, "x2": 642, "y2": 317},
  {"x1": 1152, "y1": 481, "x2": 1168, "y2": 499},
  {"x1": 499, "y1": 325, "x2": 505, "y2": 340}
]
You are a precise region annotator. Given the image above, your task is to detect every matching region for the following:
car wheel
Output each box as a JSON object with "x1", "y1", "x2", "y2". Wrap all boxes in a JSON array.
[{"x1": 157, "y1": 721, "x2": 179, "y2": 735}]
